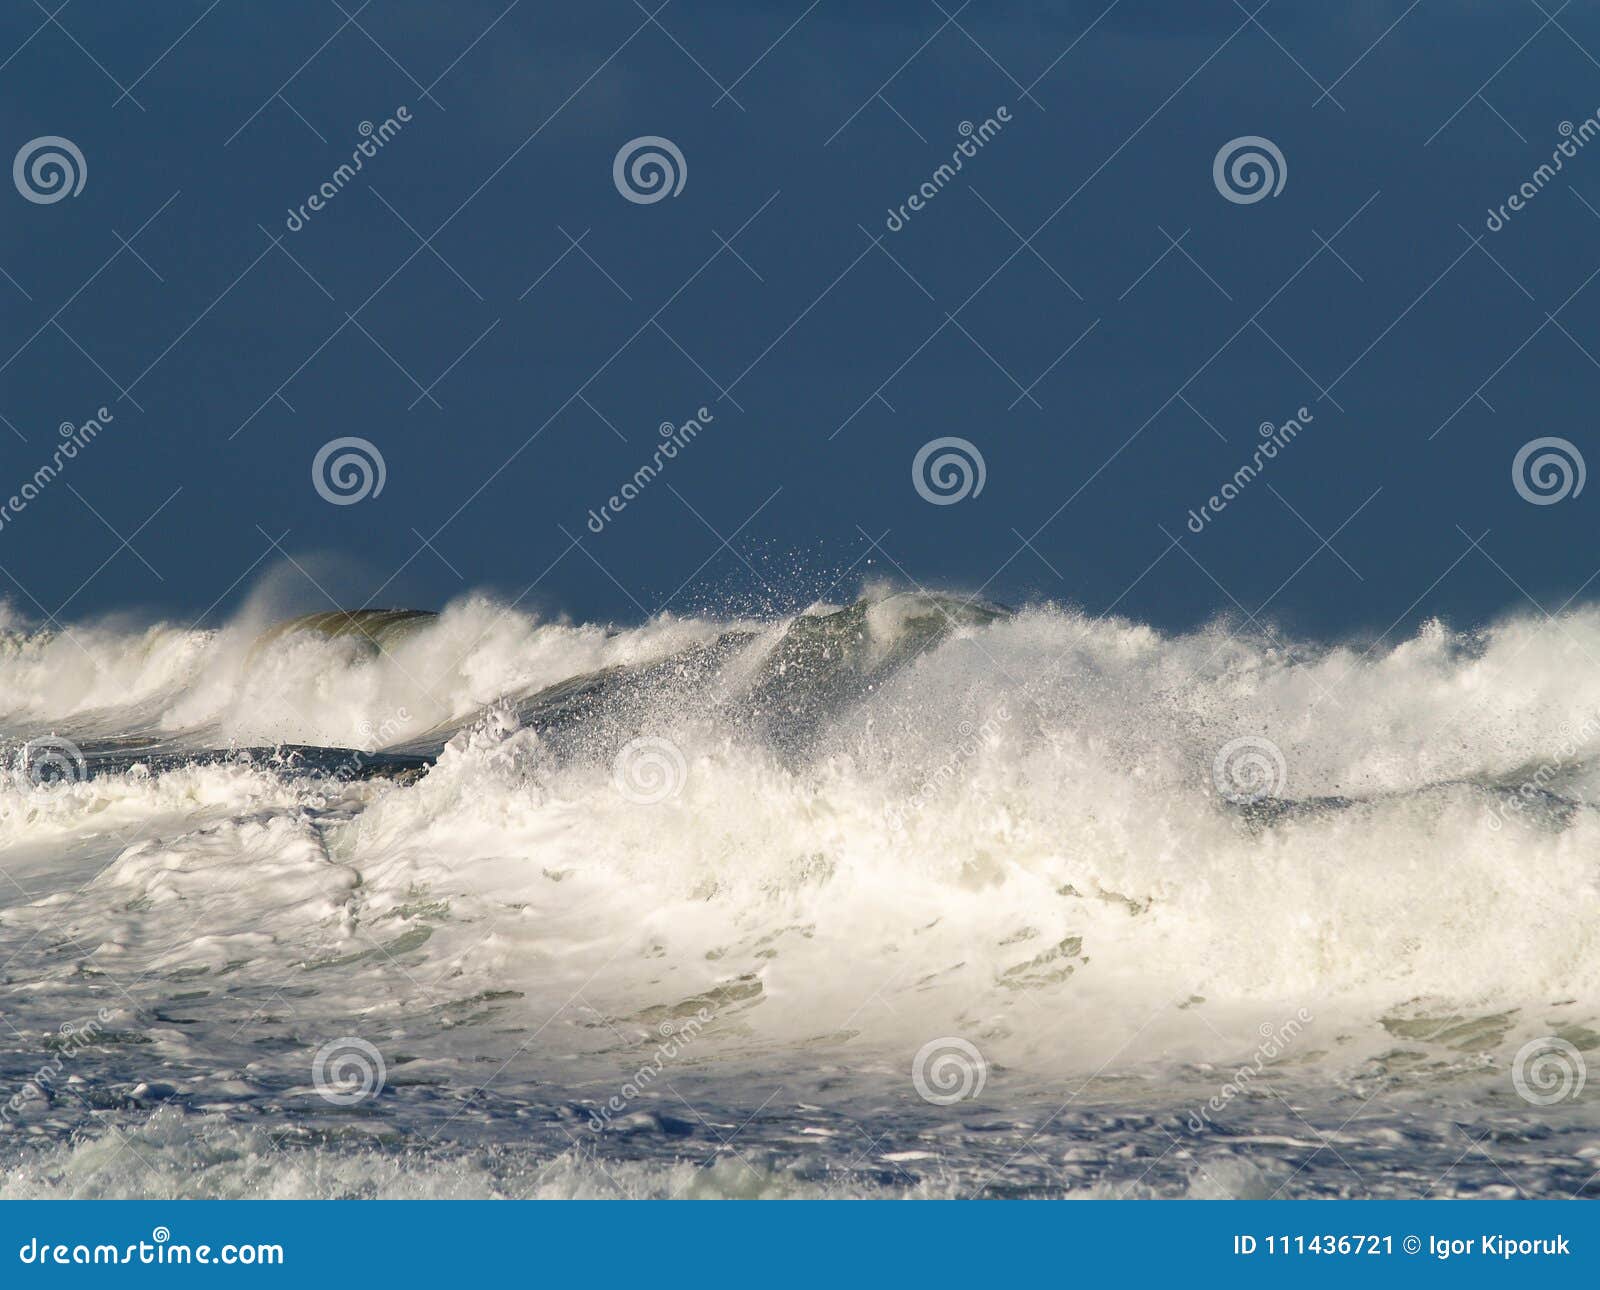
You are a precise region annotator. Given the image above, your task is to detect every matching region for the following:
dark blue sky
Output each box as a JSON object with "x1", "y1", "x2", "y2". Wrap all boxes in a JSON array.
[{"x1": 3, "y1": 0, "x2": 1599, "y2": 638}]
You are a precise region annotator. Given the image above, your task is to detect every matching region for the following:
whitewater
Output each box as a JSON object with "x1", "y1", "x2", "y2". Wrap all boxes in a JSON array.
[{"x1": 0, "y1": 587, "x2": 1595, "y2": 1199}]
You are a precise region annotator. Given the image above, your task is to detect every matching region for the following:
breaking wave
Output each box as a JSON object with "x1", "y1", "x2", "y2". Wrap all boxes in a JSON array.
[{"x1": 0, "y1": 588, "x2": 1596, "y2": 1197}]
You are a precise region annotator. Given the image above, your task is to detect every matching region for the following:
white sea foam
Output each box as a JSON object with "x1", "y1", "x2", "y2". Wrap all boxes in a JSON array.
[{"x1": 0, "y1": 592, "x2": 1596, "y2": 1197}]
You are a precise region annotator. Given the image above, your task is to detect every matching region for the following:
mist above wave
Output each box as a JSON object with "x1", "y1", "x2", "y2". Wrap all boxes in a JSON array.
[{"x1": 1, "y1": 588, "x2": 1597, "y2": 1060}]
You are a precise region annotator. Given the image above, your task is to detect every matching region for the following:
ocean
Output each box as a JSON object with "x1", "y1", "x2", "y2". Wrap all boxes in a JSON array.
[{"x1": 0, "y1": 590, "x2": 1594, "y2": 1199}]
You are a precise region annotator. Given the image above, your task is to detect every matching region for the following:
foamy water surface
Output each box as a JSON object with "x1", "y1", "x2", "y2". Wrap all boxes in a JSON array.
[{"x1": 0, "y1": 591, "x2": 1595, "y2": 1198}]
